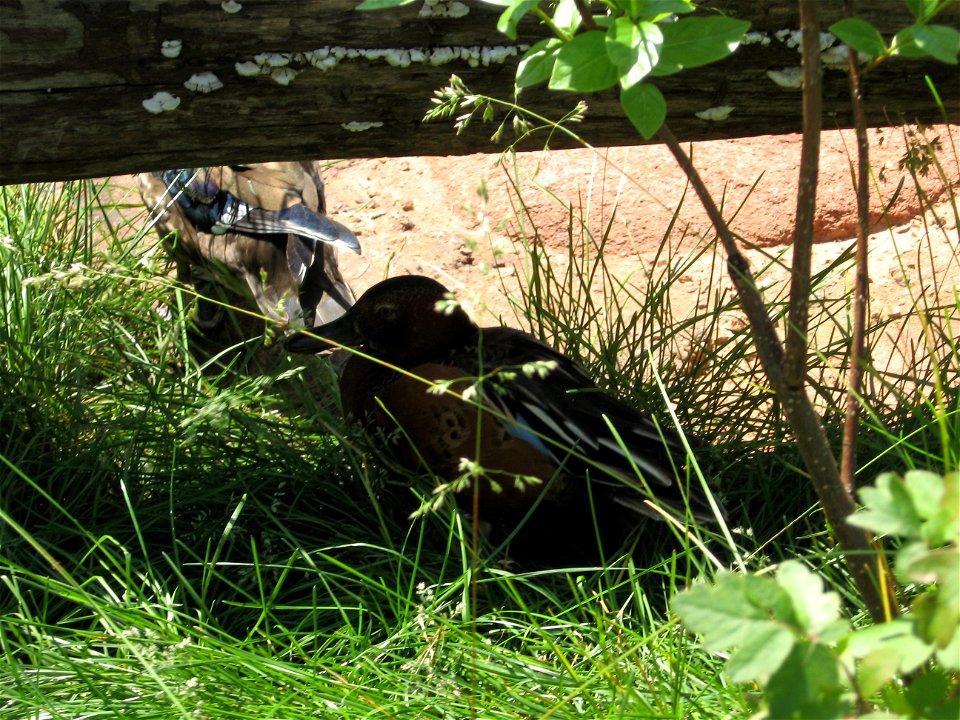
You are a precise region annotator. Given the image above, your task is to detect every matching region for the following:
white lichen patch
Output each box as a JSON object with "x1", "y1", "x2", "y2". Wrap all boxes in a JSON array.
[
  {"x1": 766, "y1": 67, "x2": 803, "y2": 89},
  {"x1": 742, "y1": 31, "x2": 771, "y2": 47},
  {"x1": 160, "y1": 40, "x2": 182, "y2": 58},
  {"x1": 235, "y1": 61, "x2": 262, "y2": 77},
  {"x1": 256, "y1": 52, "x2": 290, "y2": 67},
  {"x1": 221, "y1": 0, "x2": 242, "y2": 13},
  {"x1": 341, "y1": 121, "x2": 384, "y2": 132},
  {"x1": 775, "y1": 29, "x2": 838, "y2": 53},
  {"x1": 270, "y1": 67, "x2": 298, "y2": 86},
  {"x1": 142, "y1": 91, "x2": 180, "y2": 114},
  {"x1": 695, "y1": 105, "x2": 735, "y2": 122},
  {"x1": 239, "y1": 44, "x2": 522, "y2": 78},
  {"x1": 820, "y1": 44, "x2": 851, "y2": 67},
  {"x1": 420, "y1": 0, "x2": 469, "y2": 18},
  {"x1": 184, "y1": 72, "x2": 224, "y2": 93}
]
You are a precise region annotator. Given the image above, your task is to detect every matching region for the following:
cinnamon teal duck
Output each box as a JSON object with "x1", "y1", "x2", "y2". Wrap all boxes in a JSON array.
[
  {"x1": 138, "y1": 162, "x2": 360, "y2": 330},
  {"x1": 288, "y1": 275, "x2": 724, "y2": 562}
]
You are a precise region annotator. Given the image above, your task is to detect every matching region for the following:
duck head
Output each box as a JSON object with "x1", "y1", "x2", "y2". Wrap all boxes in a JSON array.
[{"x1": 286, "y1": 275, "x2": 479, "y2": 366}]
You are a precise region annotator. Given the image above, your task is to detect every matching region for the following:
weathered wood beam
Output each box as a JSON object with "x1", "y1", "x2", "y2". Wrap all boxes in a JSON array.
[{"x1": 1, "y1": 0, "x2": 956, "y2": 184}]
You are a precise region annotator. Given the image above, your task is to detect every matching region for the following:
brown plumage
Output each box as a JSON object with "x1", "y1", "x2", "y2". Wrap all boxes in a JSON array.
[
  {"x1": 138, "y1": 162, "x2": 359, "y2": 330},
  {"x1": 288, "y1": 275, "x2": 725, "y2": 564}
]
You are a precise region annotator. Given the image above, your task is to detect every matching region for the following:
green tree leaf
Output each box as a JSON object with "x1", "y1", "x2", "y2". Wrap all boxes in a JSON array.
[
  {"x1": 516, "y1": 38, "x2": 562, "y2": 88},
  {"x1": 549, "y1": 31, "x2": 620, "y2": 92},
  {"x1": 356, "y1": 0, "x2": 417, "y2": 9},
  {"x1": 849, "y1": 472, "x2": 923, "y2": 538},
  {"x1": 651, "y1": 16, "x2": 751, "y2": 76},
  {"x1": 857, "y1": 647, "x2": 902, "y2": 698},
  {"x1": 765, "y1": 642, "x2": 850, "y2": 719},
  {"x1": 891, "y1": 23, "x2": 960, "y2": 62},
  {"x1": 829, "y1": 18, "x2": 888, "y2": 58},
  {"x1": 551, "y1": 0, "x2": 581, "y2": 36},
  {"x1": 607, "y1": 18, "x2": 662, "y2": 88},
  {"x1": 725, "y1": 623, "x2": 795, "y2": 683},
  {"x1": 912, "y1": 24, "x2": 960, "y2": 64},
  {"x1": 672, "y1": 570, "x2": 802, "y2": 683},
  {"x1": 846, "y1": 618, "x2": 934, "y2": 675},
  {"x1": 497, "y1": 0, "x2": 539, "y2": 41},
  {"x1": 619, "y1": 82, "x2": 665, "y2": 138},
  {"x1": 613, "y1": 0, "x2": 696, "y2": 19},
  {"x1": 905, "y1": 0, "x2": 939, "y2": 21},
  {"x1": 777, "y1": 560, "x2": 845, "y2": 636}
]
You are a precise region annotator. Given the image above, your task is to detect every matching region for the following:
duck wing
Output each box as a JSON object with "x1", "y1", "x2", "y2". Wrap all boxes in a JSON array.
[
  {"x1": 460, "y1": 327, "x2": 715, "y2": 519},
  {"x1": 139, "y1": 162, "x2": 358, "y2": 326},
  {"x1": 158, "y1": 165, "x2": 361, "y2": 254}
]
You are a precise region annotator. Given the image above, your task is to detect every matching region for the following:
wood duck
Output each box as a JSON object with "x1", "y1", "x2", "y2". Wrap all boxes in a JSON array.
[
  {"x1": 138, "y1": 162, "x2": 360, "y2": 330},
  {"x1": 288, "y1": 275, "x2": 724, "y2": 563}
]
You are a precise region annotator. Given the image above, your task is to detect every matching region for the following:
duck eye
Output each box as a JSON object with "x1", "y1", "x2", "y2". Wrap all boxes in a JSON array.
[{"x1": 375, "y1": 303, "x2": 398, "y2": 321}]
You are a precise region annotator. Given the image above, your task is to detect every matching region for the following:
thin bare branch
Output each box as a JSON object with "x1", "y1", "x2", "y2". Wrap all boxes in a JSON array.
[
  {"x1": 573, "y1": 0, "x2": 600, "y2": 31},
  {"x1": 657, "y1": 117, "x2": 892, "y2": 623},
  {"x1": 784, "y1": 0, "x2": 823, "y2": 385},
  {"x1": 839, "y1": 1, "x2": 871, "y2": 498}
]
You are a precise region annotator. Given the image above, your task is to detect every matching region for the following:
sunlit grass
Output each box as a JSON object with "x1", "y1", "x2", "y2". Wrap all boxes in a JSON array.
[{"x1": 0, "y1": 127, "x2": 956, "y2": 719}]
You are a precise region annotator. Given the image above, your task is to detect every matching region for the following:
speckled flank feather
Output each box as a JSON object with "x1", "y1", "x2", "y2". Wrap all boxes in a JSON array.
[
  {"x1": 288, "y1": 275, "x2": 725, "y2": 560},
  {"x1": 138, "y1": 162, "x2": 360, "y2": 330}
]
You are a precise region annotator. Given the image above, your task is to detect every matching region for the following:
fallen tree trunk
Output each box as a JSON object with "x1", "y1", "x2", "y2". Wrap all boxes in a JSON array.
[{"x1": 0, "y1": 0, "x2": 956, "y2": 183}]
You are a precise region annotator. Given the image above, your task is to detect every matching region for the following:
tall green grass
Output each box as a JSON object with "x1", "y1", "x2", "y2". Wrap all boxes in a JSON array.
[{"x1": 0, "y1": 133, "x2": 956, "y2": 719}]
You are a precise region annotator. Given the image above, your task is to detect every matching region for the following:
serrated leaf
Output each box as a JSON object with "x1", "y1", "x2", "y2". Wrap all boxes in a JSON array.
[
  {"x1": 903, "y1": 469, "x2": 946, "y2": 523},
  {"x1": 829, "y1": 18, "x2": 888, "y2": 58},
  {"x1": 651, "y1": 16, "x2": 750, "y2": 76},
  {"x1": 497, "y1": 0, "x2": 539, "y2": 41},
  {"x1": 741, "y1": 569, "x2": 797, "y2": 624},
  {"x1": 516, "y1": 38, "x2": 562, "y2": 88},
  {"x1": 847, "y1": 618, "x2": 934, "y2": 675},
  {"x1": 766, "y1": 642, "x2": 849, "y2": 719},
  {"x1": 619, "y1": 82, "x2": 665, "y2": 138},
  {"x1": 858, "y1": 647, "x2": 902, "y2": 698},
  {"x1": 777, "y1": 560, "x2": 844, "y2": 635},
  {"x1": 549, "y1": 31, "x2": 619, "y2": 92},
  {"x1": 849, "y1": 472, "x2": 923, "y2": 538},
  {"x1": 936, "y1": 624, "x2": 960, "y2": 670},
  {"x1": 903, "y1": 666, "x2": 956, "y2": 717},
  {"x1": 672, "y1": 572, "x2": 772, "y2": 650},
  {"x1": 912, "y1": 587, "x2": 960, "y2": 650},
  {"x1": 725, "y1": 623, "x2": 795, "y2": 683},
  {"x1": 897, "y1": 543, "x2": 960, "y2": 592}
]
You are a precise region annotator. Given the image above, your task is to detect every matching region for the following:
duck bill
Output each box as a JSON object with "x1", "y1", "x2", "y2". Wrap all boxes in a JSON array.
[{"x1": 285, "y1": 314, "x2": 362, "y2": 354}]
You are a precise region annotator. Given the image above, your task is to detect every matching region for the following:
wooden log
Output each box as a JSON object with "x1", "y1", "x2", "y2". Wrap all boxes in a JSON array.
[{"x1": 0, "y1": 0, "x2": 956, "y2": 184}]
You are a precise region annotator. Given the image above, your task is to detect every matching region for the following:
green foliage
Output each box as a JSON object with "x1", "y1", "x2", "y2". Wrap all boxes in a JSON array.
[
  {"x1": 830, "y1": 1, "x2": 960, "y2": 65},
  {"x1": 501, "y1": 1, "x2": 749, "y2": 138},
  {"x1": 673, "y1": 470, "x2": 960, "y2": 719},
  {"x1": 851, "y1": 471, "x2": 960, "y2": 665}
]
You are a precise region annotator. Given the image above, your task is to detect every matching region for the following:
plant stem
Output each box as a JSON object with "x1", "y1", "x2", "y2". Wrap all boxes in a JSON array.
[
  {"x1": 839, "y1": 0, "x2": 900, "y2": 621},
  {"x1": 656, "y1": 118, "x2": 890, "y2": 623},
  {"x1": 573, "y1": 0, "x2": 600, "y2": 31},
  {"x1": 783, "y1": 1, "x2": 822, "y2": 386},
  {"x1": 839, "y1": 0, "x2": 870, "y2": 497}
]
